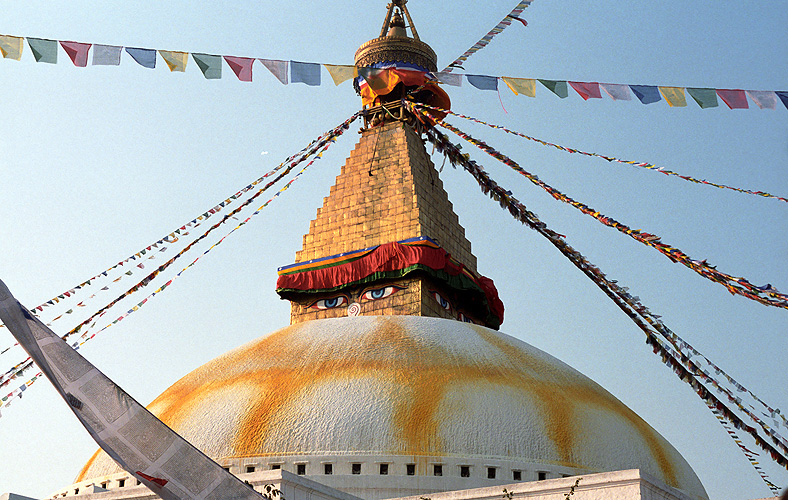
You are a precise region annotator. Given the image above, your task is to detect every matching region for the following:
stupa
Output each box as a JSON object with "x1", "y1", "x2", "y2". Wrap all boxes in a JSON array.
[{"x1": 54, "y1": 2, "x2": 708, "y2": 499}]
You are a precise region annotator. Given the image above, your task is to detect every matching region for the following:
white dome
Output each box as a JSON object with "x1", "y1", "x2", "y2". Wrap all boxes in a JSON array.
[{"x1": 75, "y1": 316, "x2": 707, "y2": 499}]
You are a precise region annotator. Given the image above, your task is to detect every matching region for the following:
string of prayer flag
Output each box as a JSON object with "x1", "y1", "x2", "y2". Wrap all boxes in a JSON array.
[
  {"x1": 0, "y1": 112, "x2": 361, "y2": 411},
  {"x1": 442, "y1": 0, "x2": 534, "y2": 72},
  {"x1": 0, "y1": 110, "x2": 358, "y2": 356},
  {"x1": 408, "y1": 102, "x2": 788, "y2": 311},
  {"x1": 711, "y1": 406, "x2": 781, "y2": 494},
  {"x1": 0, "y1": 112, "x2": 359, "y2": 374},
  {"x1": 3, "y1": 32, "x2": 785, "y2": 111},
  {"x1": 409, "y1": 111, "x2": 788, "y2": 472},
  {"x1": 410, "y1": 103, "x2": 788, "y2": 203}
]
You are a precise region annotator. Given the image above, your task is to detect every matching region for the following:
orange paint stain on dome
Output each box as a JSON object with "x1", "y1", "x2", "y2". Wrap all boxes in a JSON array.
[
  {"x1": 474, "y1": 326, "x2": 679, "y2": 488},
  {"x1": 76, "y1": 317, "x2": 679, "y2": 489}
]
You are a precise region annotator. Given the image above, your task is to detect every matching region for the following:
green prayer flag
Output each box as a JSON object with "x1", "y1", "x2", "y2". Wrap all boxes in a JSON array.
[
  {"x1": 27, "y1": 38, "x2": 58, "y2": 64},
  {"x1": 687, "y1": 88, "x2": 719, "y2": 109},
  {"x1": 538, "y1": 79, "x2": 568, "y2": 98},
  {"x1": 192, "y1": 53, "x2": 222, "y2": 79}
]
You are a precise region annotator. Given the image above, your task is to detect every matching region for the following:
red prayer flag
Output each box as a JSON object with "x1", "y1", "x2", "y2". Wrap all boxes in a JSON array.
[
  {"x1": 60, "y1": 41, "x2": 91, "y2": 67},
  {"x1": 224, "y1": 56, "x2": 254, "y2": 82},
  {"x1": 716, "y1": 89, "x2": 749, "y2": 109},
  {"x1": 136, "y1": 471, "x2": 168, "y2": 487},
  {"x1": 569, "y1": 81, "x2": 602, "y2": 100}
]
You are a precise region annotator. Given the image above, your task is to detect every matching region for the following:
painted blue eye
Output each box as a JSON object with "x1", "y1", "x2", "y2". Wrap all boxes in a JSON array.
[
  {"x1": 458, "y1": 313, "x2": 474, "y2": 323},
  {"x1": 361, "y1": 285, "x2": 403, "y2": 301},
  {"x1": 432, "y1": 292, "x2": 451, "y2": 311},
  {"x1": 310, "y1": 296, "x2": 348, "y2": 310}
]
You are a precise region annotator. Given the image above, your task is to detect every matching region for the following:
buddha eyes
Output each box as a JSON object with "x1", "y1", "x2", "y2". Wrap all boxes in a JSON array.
[
  {"x1": 458, "y1": 313, "x2": 474, "y2": 323},
  {"x1": 432, "y1": 291, "x2": 452, "y2": 311},
  {"x1": 309, "y1": 286, "x2": 404, "y2": 310},
  {"x1": 310, "y1": 295, "x2": 349, "y2": 310},
  {"x1": 361, "y1": 285, "x2": 404, "y2": 301}
]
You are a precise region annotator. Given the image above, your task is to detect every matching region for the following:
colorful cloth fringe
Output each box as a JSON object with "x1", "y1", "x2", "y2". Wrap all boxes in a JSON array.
[
  {"x1": 356, "y1": 62, "x2": 450, "y2": 111},
  {"x1": 277, "y1": 236, "x2": 504, "y2": 329},
  {"x1": 442, "y1": 1, "x2": 534, "y2": 73},
  {"x1": 410, "y1": 103, "x2": 788, "y2": 204}
]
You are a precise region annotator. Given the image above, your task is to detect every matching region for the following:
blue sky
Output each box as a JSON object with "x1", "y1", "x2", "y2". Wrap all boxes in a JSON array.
[{"x1": 0, "y1": 1, "x2": 786, "y2": 498}]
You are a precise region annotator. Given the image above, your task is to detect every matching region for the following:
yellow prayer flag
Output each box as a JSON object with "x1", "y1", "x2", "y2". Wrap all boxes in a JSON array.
[
  {"x1": 0, "y1": 35, "x2": 24, "y2": 60},
  {"x1": 323, "y1": 64, "x2": 357, "y2": 86},
  {"x1": 502, "y1": 77, "x2": 536, "y2": 97},
  {"x1": 159, "y1": 50, "x2": 188, "y2": 72},
  {"x1": 659, "y1": 87, "x2": 687, "y2": 107}
]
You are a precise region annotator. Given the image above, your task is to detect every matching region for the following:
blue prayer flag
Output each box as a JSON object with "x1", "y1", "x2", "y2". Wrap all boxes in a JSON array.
[
  {"x1": 776, "y1": 91, "x2": 788, "y2": 110},
  {"x1": 291, "y1": 61, "x2": 321, "y2": 86},
  {"x1": 630, "y1": 85, "x2": 661, "y2": 105},
  {"x1": 466, "y1": 74, "x2": 499, "y2": 91},
  {"x1": 125, "y1": 47, "x2": 156, "y2": 69}
]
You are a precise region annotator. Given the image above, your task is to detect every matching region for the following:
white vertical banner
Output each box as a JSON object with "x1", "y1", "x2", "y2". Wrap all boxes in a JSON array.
[{"x1": 0, "y1": 279, "x2": 263, "y2": 500}]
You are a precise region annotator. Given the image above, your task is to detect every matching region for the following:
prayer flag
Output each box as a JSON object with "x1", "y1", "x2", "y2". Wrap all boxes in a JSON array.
[
  {"x1": 659, "y1": 87, "x2": 687, "y2": 107},
  {"x1": 717, "y1": 89, "x2": 749, "y2": 109},
  {"x1": 466, "y1": 74, "x2": 499, "y2": 91},
  {"x1": 27, "y1": 38, "x2": 58, "y2": 64},
  {"x1": 290, "y1": 60, "x2": 321, "y2": 86},
  {"x1": 224, "y1": 56, "x2": 254, "y2": 82},
  {"x1": 191, "y1": 53, "x2": 222, "y2": 79},
  {"x1": 777, "y1": 91, "x2": 788, "y2": 110},
  {"x1": 259, "y1": 59, "x2": 288, "y2": 84},
  {"x1": 630, "y1": 85, "x2": 661, "y2": 104},
  {"x1": 569, "y1": 81, "x2": 602, "y2": 100},
  {"x1": 159, "y1": 50, "x2": 188, "y2": 72},
  {"x1": 0, "y1": 280, "x2": 266, "y2": 500},
  {"x1": 687, "y1": 88, "x2": 718, "y2": 109},
  {"x1": 539, "y1": 79, "x2": 568, "y2": 98},
  {"x1": 600, "y1": 83, "x2": 631, "y2": 101},
  {"x1": 502, "y1": 77, "x2": 535, "y2": 97},
  {"x1": 746, "y1": 90, "x2": 778, "y2": 110},
  {"x1": 92, "y1": 44, "x2": 121, "y2": 66},
  {"x1": 435, "y1": 72, "x2": 462, "y2": 87},
  {"x1": 125, "y1": 47, "x2": 156, "y2": 69},
  {"x1": 0, "y1": 35, "x2": 24, "y2": 60},
  {"x1": 60, "y1": 41, "x2": 91, "y2": 67},
  {"x1": 357, "y1": 67, "x2": 397, "y2": 92},
  {"x1": 323, "y1": 64, "x2": 356, "y2": 85}
]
